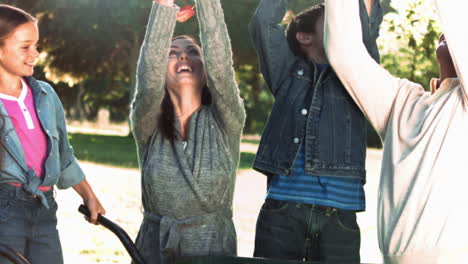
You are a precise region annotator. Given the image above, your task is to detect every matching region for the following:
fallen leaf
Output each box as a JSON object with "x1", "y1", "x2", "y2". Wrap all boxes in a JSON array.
[{"x1": 176, "y1": 5, "x2": 195, "y2": 23}]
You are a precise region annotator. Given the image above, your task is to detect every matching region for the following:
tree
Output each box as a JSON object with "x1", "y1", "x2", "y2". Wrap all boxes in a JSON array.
[
  {"x1": 378, "y1": 0, "x2": 441, "y2": 87},
  {"x1": 4, "y1": 0, "x2": 152, "y2": 120},
  {"x1": 38, "y1": 0, "x2": 153, "y2": 121}
]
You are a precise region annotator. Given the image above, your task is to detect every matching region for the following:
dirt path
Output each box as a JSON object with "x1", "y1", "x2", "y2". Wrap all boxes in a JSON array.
[{"x1": 57, "y1": 149, "x2": 383, "y2": 263}]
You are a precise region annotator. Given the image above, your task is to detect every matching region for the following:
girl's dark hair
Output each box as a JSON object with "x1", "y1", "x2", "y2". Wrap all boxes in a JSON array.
[
  {"x1": 0, "y1": 5, "x2": 37, "y2": 45},
  {"x1": 159, "y1": 35, "x2": 212, "y2": 142},
  {"x1": 286, "y1": 4, "x2": 325, "y2": 58}
]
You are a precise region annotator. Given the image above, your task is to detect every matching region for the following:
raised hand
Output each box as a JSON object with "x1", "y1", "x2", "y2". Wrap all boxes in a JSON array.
[
  {"x1": 154, "y1": 0, "x2": 195, "y2": 23},
  {"x1": 155, "y1": 0, "x2": 174, "y2": 7}
]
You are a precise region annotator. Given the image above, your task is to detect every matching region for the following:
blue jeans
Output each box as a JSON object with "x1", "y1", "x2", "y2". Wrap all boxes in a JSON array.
[
  {"x1": 254, "y1": 199, "x2": 360, "y2": 263},
  {"x1": 0, "y1": 184, "x2": 63, "y2": 264}
]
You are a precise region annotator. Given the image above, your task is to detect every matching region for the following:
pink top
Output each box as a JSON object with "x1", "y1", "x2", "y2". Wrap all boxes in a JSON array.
[{"x1": 1, "y1": 79, "x2": 50, "y2": 191}]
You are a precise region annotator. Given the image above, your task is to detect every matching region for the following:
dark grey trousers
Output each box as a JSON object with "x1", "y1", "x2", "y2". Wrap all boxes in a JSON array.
[
  {"x1": 0, "y1": 184, "x2": 63, "y2": 264},
  {"x1": 254, "y1": 199, "x2": 361, "y2": 263}
]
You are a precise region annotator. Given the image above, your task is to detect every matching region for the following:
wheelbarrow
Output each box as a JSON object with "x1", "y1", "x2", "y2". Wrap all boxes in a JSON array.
[
  {"x1": 0, "y1": 244, "x2": 29, "y2": 264},
  {"x1": 78, "y1": 205, "x2": 326, "y2": 264},
  {"x1": 0, "y1": 240, "x2": 316, "y2": 264},
  {"x1": 78, "y1": 205, "x2": 146, "y2": 264}
]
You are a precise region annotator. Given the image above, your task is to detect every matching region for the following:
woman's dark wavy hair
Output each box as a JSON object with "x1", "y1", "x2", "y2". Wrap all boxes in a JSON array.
[
  {"x1": 159, "y1": 35, "x2": 212, "y2": 142},
  {"x1": 286, "y1": 3, "x2": 325, "y2": 58},
  {"x1": 0, "y1": 5, "x2": 37, "y2": 46}
]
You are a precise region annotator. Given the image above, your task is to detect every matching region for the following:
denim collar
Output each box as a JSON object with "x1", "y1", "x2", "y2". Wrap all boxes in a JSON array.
[{"x1": 25, "y1": 76, "x2": 48, "y2": 96}]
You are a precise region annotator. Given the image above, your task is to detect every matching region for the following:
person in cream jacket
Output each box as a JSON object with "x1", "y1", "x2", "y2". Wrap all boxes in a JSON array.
[{"x1": 325, "y1": 0, "x2": 468, "y2": 263}]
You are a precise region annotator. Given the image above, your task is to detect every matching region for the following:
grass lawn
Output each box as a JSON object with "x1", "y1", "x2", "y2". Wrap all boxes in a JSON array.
[
  {"x1": 239, "y1": 152, "x2": 255, "y2": 170},
  {"x1": 69, "y1": 133, "x2": 256, "y2": 170},
  {"x1": 241, "y1": 138, "x2": 260, "y2": 145},
  {"x1": 68, "y1": 133, "x2": 139, "y2": 168}
]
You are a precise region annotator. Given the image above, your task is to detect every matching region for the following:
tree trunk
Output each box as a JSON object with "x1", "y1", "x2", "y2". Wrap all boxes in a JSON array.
[{"x1": 73, "y1": 82, "x2": 85, "y2": 121}]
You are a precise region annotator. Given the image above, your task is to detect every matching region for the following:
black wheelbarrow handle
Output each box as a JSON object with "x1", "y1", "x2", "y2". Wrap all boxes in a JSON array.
[
  {"x1": 0, "y1": 244, "x2": 30, "y2": 264},
  {"x1": 78, "y1": 205, "x2": 146, "y2": 264}
]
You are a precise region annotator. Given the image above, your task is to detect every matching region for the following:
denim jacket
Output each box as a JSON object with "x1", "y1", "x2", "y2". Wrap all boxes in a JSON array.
[
  {"x1": 0, "y1": 76, "x2": 85, "y2": 207},
  {"x1": 249, "y1": 0, "x2": 382, "y2": 181}
]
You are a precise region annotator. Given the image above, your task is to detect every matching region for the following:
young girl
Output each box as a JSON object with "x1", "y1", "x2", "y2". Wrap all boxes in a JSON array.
[
  {"x1": 0, "y1": 5, "x2": 105, "y2": 264},
  {"x1": 130, "y1": 0, "x2": 245, "y2": 262}
]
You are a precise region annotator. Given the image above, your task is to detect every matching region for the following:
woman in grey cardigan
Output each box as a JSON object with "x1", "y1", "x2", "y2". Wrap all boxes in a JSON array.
[{"x1": 129, "y1": 0, "x2": 246, "y2": 262}]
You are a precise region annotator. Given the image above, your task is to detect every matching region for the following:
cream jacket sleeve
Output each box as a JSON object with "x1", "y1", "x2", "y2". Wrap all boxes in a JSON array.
[{"x1": 324, "y1": 0, "x2": 424, "y2": 138}]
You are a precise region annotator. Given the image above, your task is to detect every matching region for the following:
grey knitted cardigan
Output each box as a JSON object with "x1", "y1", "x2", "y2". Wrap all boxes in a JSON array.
[{"x1": 130, "y1": 0, "x2": 245, "y2": 262}]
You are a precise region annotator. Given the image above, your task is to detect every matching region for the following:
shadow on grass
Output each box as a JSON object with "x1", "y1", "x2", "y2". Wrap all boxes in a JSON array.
[{"x1": 69, "y1": 133, "x2": 257, "y2": 170}]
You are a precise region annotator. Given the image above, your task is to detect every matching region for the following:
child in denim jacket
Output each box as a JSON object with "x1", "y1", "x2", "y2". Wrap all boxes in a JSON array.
[{"x1": 249, "y1": 0, "x2": 382, "y2": 262}]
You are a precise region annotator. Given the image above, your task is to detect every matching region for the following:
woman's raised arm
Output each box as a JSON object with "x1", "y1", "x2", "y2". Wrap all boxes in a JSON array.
[
  {"x1": 196, "y1": 0, "x2": 246, "y2": 136},
  {"x1": 130, "y1": 1, "x2": 178, "y2": 145}
]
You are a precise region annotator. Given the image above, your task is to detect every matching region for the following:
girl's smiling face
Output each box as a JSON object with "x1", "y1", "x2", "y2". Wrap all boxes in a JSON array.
[{"x1": 0, "y1": 21, "x2": 40, "y2": 77}]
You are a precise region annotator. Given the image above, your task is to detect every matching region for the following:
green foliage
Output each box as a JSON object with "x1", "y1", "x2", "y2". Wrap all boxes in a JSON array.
[
  {"x1": 237, "y1": 65, "x2": 274, "y2": 134},
  {"x1": 5, "y1": 0, "x2": 153, "y2": 121},
  {"x1": 378, "y1": 0, "x2": 441, "y2": 88}
]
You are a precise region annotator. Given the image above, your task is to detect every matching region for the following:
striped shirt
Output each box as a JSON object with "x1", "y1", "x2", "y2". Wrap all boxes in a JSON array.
[{"x1": 267, "y1": 143, "x2": 365, "y2": 211}]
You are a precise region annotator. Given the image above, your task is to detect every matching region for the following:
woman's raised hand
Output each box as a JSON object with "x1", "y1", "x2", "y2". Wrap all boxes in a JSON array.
[
  {"x1": 155, "y1": 0, "x2": 174, "y2": 7},
  {"x1": 154, "y1": 0, "x2": 195, "y2": 23}
]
